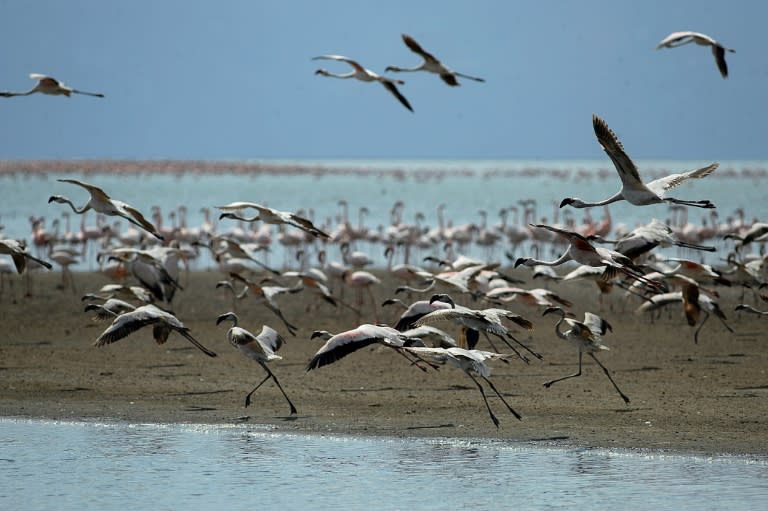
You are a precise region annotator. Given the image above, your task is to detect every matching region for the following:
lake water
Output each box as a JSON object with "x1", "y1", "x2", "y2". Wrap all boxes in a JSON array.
[
  {"x1": 1, "y1": 159, "x2": 767, "y2": 269},
  {"x1": 1, "y1": 418, "x2": 766, "y2": 511}
]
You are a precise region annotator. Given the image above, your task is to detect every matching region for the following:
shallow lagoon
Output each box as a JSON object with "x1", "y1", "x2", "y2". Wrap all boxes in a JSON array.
[{"x1": 1, "y1": 418, "x2": 766, "y2": 510}]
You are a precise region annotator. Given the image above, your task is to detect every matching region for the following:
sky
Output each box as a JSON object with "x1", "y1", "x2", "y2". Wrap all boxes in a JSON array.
[{"x1": 0, "y1": 1, "x2": 765, "y2": 161}]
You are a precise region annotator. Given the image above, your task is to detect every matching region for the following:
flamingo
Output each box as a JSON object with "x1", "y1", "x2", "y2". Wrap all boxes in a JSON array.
[
  {"x1": 100, "y1": 247, "x2": 183, "y2": 303},
  {"x1": 83, "y1": 298, "x2": 137, "y2": 321},
  {"x1": 226, "y1": 272, "x2": 302, "y2": 336},
  {"x1": 656, "y1": 31, "x2": 735, "y2": 78},
  {"x1": 217, "y1": 202, "x2": 330, "y2": 239},
  {"x1": 341, "y1": 269, "x2": 382, "y2": 322},
  {"x1": 216, "y1": 312, "x2": 297, "y2": 414},
  {"x1": 312, "y1": 55, "x2": 414, "y2": 112},
  {"x1": 610, "y1": 218, "x2": 716, "y2": 260},
  {"x1": 734, "y1": 304, "x2": 768, "y2": 317},
  {"x1": 48, "y1": 179, "x2": 163, "y2": 240},
  {"x1": 559, "y1": 115, "x2": 718, "y2": 210},
  {"x1": 723, "y1": 222, "x2": 768, "y2": 250},
  {"x1": 0, "y1": 239, "x2": 53, "y2": 273},
  {"x1": 484, "y1": 286, "x2": 572, "y2": 310},
  {"x1": 82, "y1": 283, "x2": 154, "y2": 304},
  {"x1": 413, "y1": 293, "x2": 538, "y2": 362},
  {"x1": 0, "y1": 73, "x2": 104, "y2": 98},
  {"x1": 93, "y1": 304, "x2": 217, "y2": 357},
  {"x1": 635, "y1": 282, "x2": 733, "y2": 344},
  {"x1": 306, "y1": 324, "x2": 420, "y2": 371},
  {"x1": 514, "y1": 224, "x2": 663, "y2": 290},
  {"x1": 383, "y1": 296, "x2": 454, "y2": 331},
  {"x1": 385, "y1": 34, "x2": 485, "y2": 86},
  {"x1": 541, "y1": 307, "x2": 630, "y2": 404},
  {"x1": 403, "y1": 346, "x2": 521, "y2": 428}
]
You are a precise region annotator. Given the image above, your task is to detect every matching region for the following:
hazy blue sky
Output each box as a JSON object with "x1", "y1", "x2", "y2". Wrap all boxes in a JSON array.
[{"x1": 0, "y1": 1, "x2": 765, "y2": 160}]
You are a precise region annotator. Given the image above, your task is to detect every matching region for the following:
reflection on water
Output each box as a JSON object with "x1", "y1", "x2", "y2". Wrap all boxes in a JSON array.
[{"x1": 1, "y1": 418, "x2": 766, "y2": 511}]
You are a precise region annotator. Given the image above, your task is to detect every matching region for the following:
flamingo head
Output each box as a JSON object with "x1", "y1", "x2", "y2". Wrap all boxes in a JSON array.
[
  {"x1": 559, "y1": 197, "x2": 581, "y2": 208},
  {"x1": 513, "y1": 257, "x2": 530, "y2": 268}
]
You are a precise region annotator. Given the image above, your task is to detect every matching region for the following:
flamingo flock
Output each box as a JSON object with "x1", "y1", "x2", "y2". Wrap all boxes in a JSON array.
[{"x1": 3, "y1": 28, "x2": 767, "y2": 429}]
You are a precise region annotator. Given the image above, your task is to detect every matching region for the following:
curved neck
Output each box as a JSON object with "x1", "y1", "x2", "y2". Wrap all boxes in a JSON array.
[
  {"x1": 551, "y1": 310, "x2": 568, "y2": 340},
  {"x1": 57, "y1": 197, "x2": 91, "y2": 214}
]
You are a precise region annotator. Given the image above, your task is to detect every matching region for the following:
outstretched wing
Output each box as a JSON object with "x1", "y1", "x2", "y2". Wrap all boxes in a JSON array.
[
  {"x1": 312, "y1": 55, "x2": 365, "y2": 73},
  {"x1": 402, "y1": 34, "x2": 439, "y2": 64},
  {"x1": 381, "y1": 80, "x2": 413, "y2": 112},
  {"x1": 655, "y1": 31, "x2": 695, "y2": 49},
  {"x1": 58, "y1": 178, "x2": 112, "y2": 201},
  {"x1": 287, "y1": 213, "x2": 330, "y2": 239},
  {"x1": 646, "y1": 162, "x2": 718, "y2": 196},
  {"x1": 713, "y1": 45, "x2": 728, "y2": 78},
  {"x1": 120, "y1": 202, "x2": 161, "y2": 235},
  {"x1": 582, "y1": 312, "x2": 612, "y2": 336},
  {"x1": 217, "y1": 201, "x2": 264, "y2": 213},
  {"x1": 94, "y1": 309, "x2": 158, "y2": 346},
  {"x1": 592, "y1": 115, "x2": 643, "y2": 188}
]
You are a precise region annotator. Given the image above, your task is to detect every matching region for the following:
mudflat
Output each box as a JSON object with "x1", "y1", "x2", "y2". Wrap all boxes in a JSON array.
[{"x1": 1, "y1": 270, "x2": 766, "y2": 456}]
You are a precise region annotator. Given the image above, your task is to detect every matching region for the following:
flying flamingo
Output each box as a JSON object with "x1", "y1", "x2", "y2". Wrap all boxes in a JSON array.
[
  {"x1": 312, "y1": 55, "x2": 414, "y2": 112},
  {"x1": 559, "y1": 115, "x2": 718, "y2": 210},
  {"x1": 217, "y1": 202, "x2": 330, "y2": 239},
  {"x1": 385, "y1": 34, "x2": 485, "y2": 86},
  {"x1": 0, "y1": 239, "x2": 53, "y2": 273},
  {"x1": 48, "y1": 179, "x2": 163, "y2": 240},
  {"x1": 306, "y1": 324, "x2": 423, "y2": 371},
  {"x1": 0, "y1": 73, "x2": 104, "y2": 98},
  {"x1": 93, "y1": 304, "x2": 217, "y2": 357},
  {"x1": 656, "y1": 31, "x2": 735, "y2": 78},
  {"x1": 635, "y1": 282, "x2": 733, "y2": 343},
  {"x1": 216, "y1": 312, "x2": 297, "y2": 414},
  {"x1": 514, "y1": 224, "x2": 663, "y2": 291},
  {"x1": 413, "y1": 293, "x2": 538, "y2": 362},
  {"x1": 402, "y1": 346, "x2": 521, "y2": 428}
]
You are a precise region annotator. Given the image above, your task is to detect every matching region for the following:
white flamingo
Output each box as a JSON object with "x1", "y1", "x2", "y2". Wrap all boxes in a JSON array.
[
  {"x1": 541, "y1": 307, "x2": 630, "y2": 404},
  {"x1": 385, "y1": 34, "x2": 485, "y2": 86},
  {"x1": 403, "y1": 346, "x2": 521, "y2": 428},
  {"x1": 514, "y1": 223, "x2": 663, "y2": 291},
  {"x1": 217, "y1": 201, "x2": 330, "y2": 239},
  {"x1": 93, "y1": 304, "x2": 217, "y2": 357},
  {"x1": 306, "y1": 324, "x2": 424, "y2": 371},
  {"x1": 0, "y1": 239, "x2": 52, "y2": 274},
  {"x1": 0, "y1": 73, "x2": 104, "y2": 98},
  {"x1": 48, "y1": 179, "x2": 163, "y2": 240},
  {"x1": 312, "y1": 55, "x2": 414, "y2": 112},
  {"x1": 635, "y1": 282, "x2": 733, "y2": 344},
  {"x1": 413, "y1": 293, "x2": 538, "y2": 362},
  {"x1": 656, "y1": 31, "x2": 735, "y2": 78},
  {"x1": 560, "y1": 115, "x2": 718, "y2": 209},
  {"x1": 216, "y1": 312, "x2": 297, "y2": 414}
]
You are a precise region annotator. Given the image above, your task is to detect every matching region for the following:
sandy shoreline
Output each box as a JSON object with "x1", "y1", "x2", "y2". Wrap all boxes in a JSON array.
[{"x1": 1, "y1": 270, "x2": 766, "y2": 457}]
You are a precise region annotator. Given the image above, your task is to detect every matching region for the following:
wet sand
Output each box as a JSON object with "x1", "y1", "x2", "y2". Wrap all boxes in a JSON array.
[{"x1": 1, "y1": 270, "x2": 766, "y2": 456}]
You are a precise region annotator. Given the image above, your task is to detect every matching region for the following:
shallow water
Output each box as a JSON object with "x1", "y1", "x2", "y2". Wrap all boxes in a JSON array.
[
  {"x1": 2, "y1": 159, "x2": 767, "y2": 269},
  {"x1": 1, "y1": 418, "x2": 766, "y2": 510}
]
